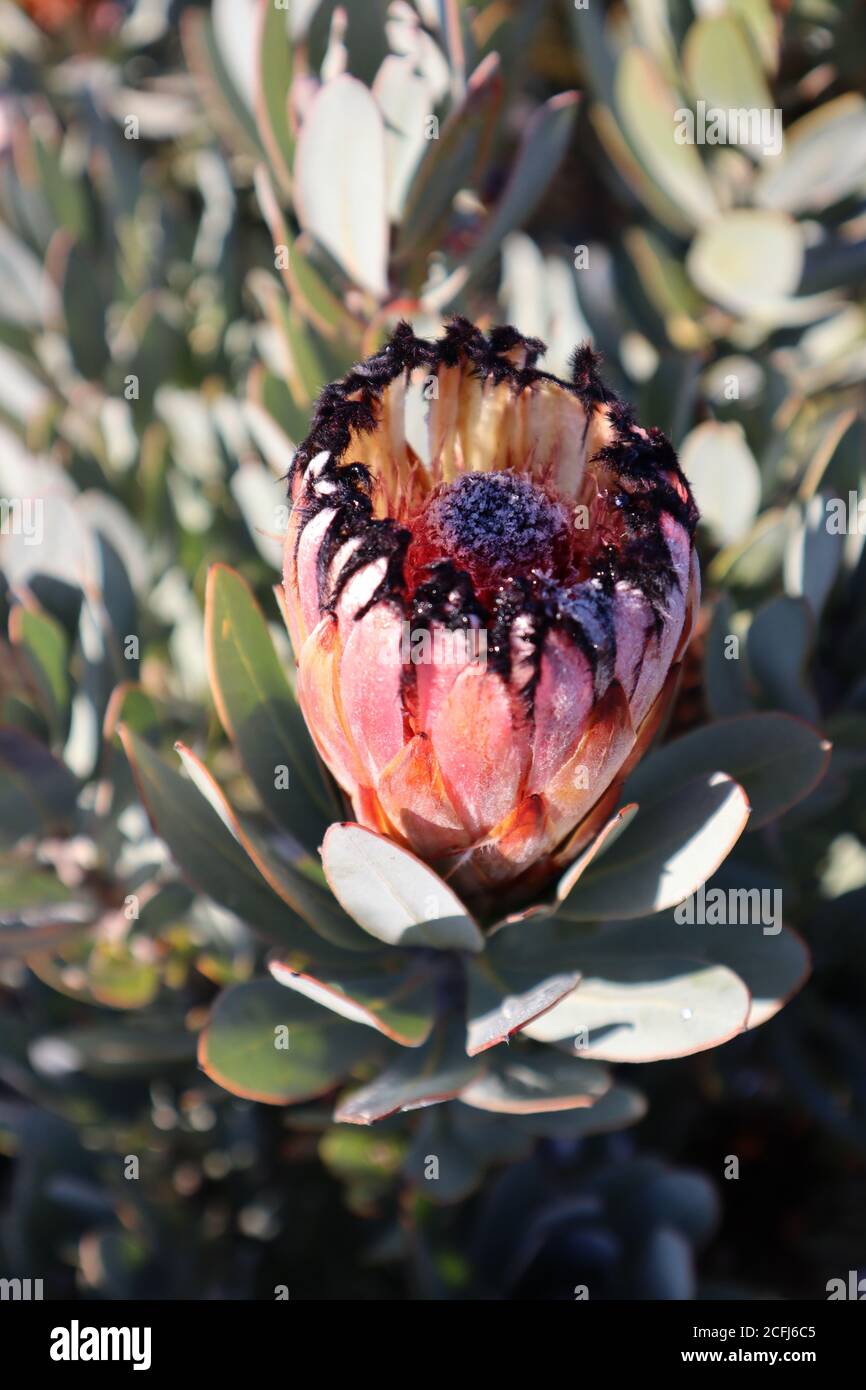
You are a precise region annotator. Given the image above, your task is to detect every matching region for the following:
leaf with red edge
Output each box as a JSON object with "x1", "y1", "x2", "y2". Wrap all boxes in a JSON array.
[
  {"x1": 558, "y1": 772, "x2": 750, "y2": 921},
  {"x1": 334, "y1": 1015, "x2": 481, "y2": 1125},
  {"x1": 556, "y1": 803, "x2": 639, "y2": 901},
  {"x1": 459, "y1": 1046, "x2": 610, "y2": 1115},
  {"x1": 120, "y1": 726, "x2": 313, "y2": 953},
  {"x1": 199, "y1": 978, "x2": 381, "y2": 1105},
  {"x1": 174, "y1": 743, "x2": 372, "y2": 953},
  {"x1": 586, "y1": 912, "x2": 810, "y2": 1030},
  {"x1": 523, "y1": 953, "x2": 751, "y2": 1061},
  {"x1": 466, "y1": 956, "x2": 582, "y2": 1057},
  {"x1": 269, "y1": 947, "x2": 438, "y2": 1048},
  {"x1": 322, "y1": 822, "x2": 483, "y2": 952}
]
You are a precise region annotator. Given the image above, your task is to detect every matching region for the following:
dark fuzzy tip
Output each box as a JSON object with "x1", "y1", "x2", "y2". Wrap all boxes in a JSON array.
[{"x1": 288, "y1": 321, "x2": 698, "y2": 707}]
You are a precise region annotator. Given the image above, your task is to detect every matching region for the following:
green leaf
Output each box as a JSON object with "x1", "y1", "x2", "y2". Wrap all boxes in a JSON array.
[
  {"x1": 253, "y1": 167, "x2": 351, "y2": 339},
  {"x1": 205, "y1": 564, "x2": 334, "y2": 846},
  {"x1": 592, "y1": 913, "x2": 810, "y2": 1030},
  {"x1": 709, "y1": 507, "x2": 792, "y2": 589},
  {"x1": 784, "y1": 494, "x2": 844, "y2": 621},
  {"x1": 182, "y1": 7, "x2": 264, "y2": 160},
  {"x1": 174, "y1": 743, "x2": 372, "y2": 952},
  {"x1": 556, "y1": 804, "x2": 640, "y2": 900},
  {"x1": 248, "y1": 365, "x2": 315, "y2": 448},
  {"x1": 575, "y1": 2, "x2": 697, "y2": 233},
  {"x1": 728, "y1": 0, "x2": 778, "y2": 73},
  {"x1": 120, "y1": 726, "x2": 315, "y2": 952},
  {"x1": 58, "y1": 240, "x2": 112, "y2": 381},
  {"x1": 624, "y1": 712, "x2": 829, "y2": 831},
  {"x1": 756, "y1": 94, "x2": 866, "y2": 215},
  {"x1": 272, "y1": 299, "x2": 334, "y2": 406},
  {"x1": 682, "y1": 15, "x2": 773, "y2": 126},
  {"x1": 294, "y1": 74, "x2": 389, "y2": 298},
  {"x1": 319, "y1": 1125, "x2": 406, "y2": 1206},
  {"x1": 523, "y1": 953, "x2": 750, "y2": 1061},
  {"x1": 254, "y1": 0, "x2": 295, "y2": 194},
  {"x1": 623, "y1": 227, "x2": 708, "y2": 352},
  {"x1": 427, "y1": 90, "x2": 579, "y2": 309},
  {"x1": 103, "y1": 683, "x2": 162, "y2": 743},
  {"x1": 746, "y1": 596, "x2": 818, "y2": 723},
  {"x1": 397, "y1": 52, "x2": 502, "y2": 263},
  {"x1": 374, "y1": 54, "x2": 434, "y2": 221},
  {"x1": 458, "y1": 1046, "x2": 610, "y2": 1115},
  {"x1": 507, "y1": 1085, "x2": 647, "y2": 1138},
  {"x1": 321, "y1": 823, "x2": 484, "y2": 952},
  {"x1": 559, "y1": 773, "x2": 750, "y2": 921},
  {"x1": 87, "y1": 945, "x2": 160, "y2": 1010},
  {"x1": 591, "y1": 101, "x2": 696, "y2": 237},
  {"x1": 269, "y1": 947, "x2": 437, "y2": 1048},
  {"x1": 0, "y1": 860, "x2": 76, "y2": 914},
  {"x1": 334, "y1": 1015, "x2": 481, "y2": 1124},
  {"x1": 9, "y1": 605, "x2": 69, "y2": 740},
  {"x1": 32, "y1": 129, "x2": 90, "y2": 240},
  {"x1": 0, "y1": 729, "x2": 79, "y2": 844},
  {"x1": 198, "y1": 978, "x2": 378, "y2": 1105},
  {"x1": 614, "y1": 47, "x2": 717, "y2": 231},
  {"x1": 687, "y1": 210, "x2": 804, "y2": 316},
  {"x1": 0, "y1": 860, "x2": 92, "y2": 958},
  {"x1": 465, "y1": 952, "x2": 583, "y2": 1057},
  {"x1": 403, "y1": 1112, "x2": 489, "y2": 1204},
  {"x1": 0, "y1": 224, "x2": 48, "y2": 327},
  {"x1": 679, "y1": 421, "x2": 761, "y2": 548},
  {"x1": 465, "y1": 904, "x2": 655, "y2": 1060},
  {"x1": 703, "y1": 596, "x2": 754, "y2": 720}
]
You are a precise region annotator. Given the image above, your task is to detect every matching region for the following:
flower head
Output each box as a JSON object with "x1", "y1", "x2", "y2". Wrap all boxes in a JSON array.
[{"x1": 283, "y1": 320, "x2": 699, "y2": 905}]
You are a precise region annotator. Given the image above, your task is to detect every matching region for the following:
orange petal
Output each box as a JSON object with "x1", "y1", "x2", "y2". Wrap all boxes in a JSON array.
[
  {"x1": 543, "y1": 681, "x2": 635, "y2": 845},
  {"x1": 376, "y1": 733, "x2": 471, "y2": 859},
  {"x1": 297, "y1": 615, "x2": 366, "y2": 797},
  {"x1": 464, "y1": 793, "x2": 551, "y2": 889}
]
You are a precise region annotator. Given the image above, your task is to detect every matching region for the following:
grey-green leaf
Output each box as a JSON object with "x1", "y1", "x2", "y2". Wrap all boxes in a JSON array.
[
  {"x1": 624, "y1": 712, "x2": 829, "y2": 830},
  {"x1": 559, "y1": 773, "x2": 750, "y2": 921},
  {"x1": 205, "y1": 563, "x2": 335, "y2": 847},
  {"x1": 199, "y1": 978, "x2": 380, "y2": 1104},
  {"x1": 321, "y1": 823, "x2": 484, "y2": 952}
]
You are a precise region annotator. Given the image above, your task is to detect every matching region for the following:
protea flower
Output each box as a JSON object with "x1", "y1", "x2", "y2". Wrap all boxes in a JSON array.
[{"x1": 283, "y1": 320, "x2": 699, "y2": 907}]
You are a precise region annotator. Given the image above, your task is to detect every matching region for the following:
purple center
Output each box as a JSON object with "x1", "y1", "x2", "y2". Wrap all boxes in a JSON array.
[{"x1": 408, "y1": 472, "x2": 571, "y2": 599}]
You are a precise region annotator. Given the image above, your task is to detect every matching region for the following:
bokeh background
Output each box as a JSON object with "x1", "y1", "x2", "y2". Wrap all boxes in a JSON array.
[{"x1": 1, "y1": 0, "x2": 866, "y2": 1300}]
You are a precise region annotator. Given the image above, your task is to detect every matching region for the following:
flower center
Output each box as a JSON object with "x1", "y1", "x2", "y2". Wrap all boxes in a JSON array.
[{"x1": 406, "y1": 471, "x2": 572, "y2": 604}]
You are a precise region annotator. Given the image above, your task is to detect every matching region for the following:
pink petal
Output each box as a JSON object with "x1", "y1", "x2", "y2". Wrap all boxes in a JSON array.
[
  {"x1": 429, "y1": 664, "x2": 530, "y2": 840},
  {"x1": 612, "y1": 584, "x2": 655, "y2": 705},
  {"x1": 527, "y1": 633, "x2": 594, "y2": 794},
  {"x1": 412, "y1": 619, "x2": 478, "y2": 731},
  {"x1": 542, "y1": 681, "x2": 635, "y2": 846},
  {"x1": 627, "y1": 513, "x2": 692, "y2": 726},
  {"x1": 339, "y1": 600, "x2": 407, "y2": 782}
]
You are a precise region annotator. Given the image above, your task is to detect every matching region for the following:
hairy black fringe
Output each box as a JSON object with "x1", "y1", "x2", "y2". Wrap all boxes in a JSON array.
[{"x1": 288, "y1": 319, "x2": 698, "y2": 700}]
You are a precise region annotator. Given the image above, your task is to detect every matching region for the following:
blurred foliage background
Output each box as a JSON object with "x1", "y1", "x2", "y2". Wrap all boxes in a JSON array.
[{"x1": 1, "y1": 0, "x2": 865, "y2": 1300}]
